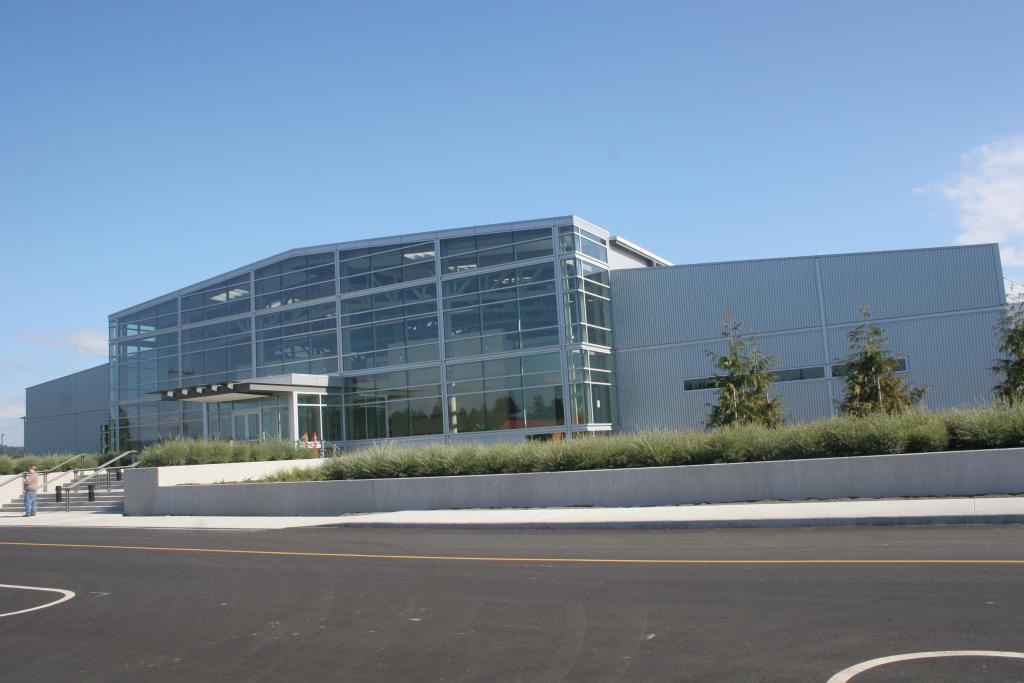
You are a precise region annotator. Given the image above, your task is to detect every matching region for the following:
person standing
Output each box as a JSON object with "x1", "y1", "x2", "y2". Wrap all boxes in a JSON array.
[{"x1": 23, "y1": 465, "x2": 39, "y2": 517}]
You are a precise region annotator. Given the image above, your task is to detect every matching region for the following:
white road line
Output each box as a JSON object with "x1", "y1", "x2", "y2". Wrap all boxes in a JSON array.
[
  {"x1": 827, "y1": 650, "x2": 1024, "y2": 682},
  {"x1": 0, "y1": 583, "x2": 76, "y2": 618}
]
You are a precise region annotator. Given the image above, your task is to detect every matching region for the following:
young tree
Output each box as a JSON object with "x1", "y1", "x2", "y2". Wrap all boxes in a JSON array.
[
  {"x1": 992, "y1": 305, "x2": 1024, "y2": 405},
  {"x1": 704, "y1": 314, "x2": 783, "y2": 429},
  {"x1": 839, "y1": 304, "x2": 926, "y2": 416}
]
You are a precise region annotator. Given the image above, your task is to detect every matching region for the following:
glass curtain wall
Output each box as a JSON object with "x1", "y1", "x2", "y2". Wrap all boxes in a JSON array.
[
  {"x1": 446, "y1": 352, "x2": 564, "y2": 433},
  {"x1": 560, "y1": 225, "x2": 616, "y2": 427},
  {"x1": 255, "y1": 301, "x2": 338, "y2": 376},
  {"x1": 181, "y1": 274, "x2": 251, "y2": 325},
  {"x1": 254, "y1": 252, "x2": 335, "y2": 310},
  {"x1": 338, "y1": 241, "x2": 436, "y2": 293},
  {"x1": 438, "y1": 227, "x2": 567, "y2": 436},
  {"x1": 108, "y1": 220, "x2": 615, "y2": 451},
  {"x1": 180, "y1": 318, "x2": 252, "y2": 386},
  {"x1": 341, "y1": 367, "x2": 444, "y2": 440},
  {"x1": 442, "y1": 262, "x2": 559, "y2": 359},
  {"x1": 109, "y1": 298, "x2": 181, "y2": 450},
  {"x1": 340, "y1": 283, "x2": 439, "y2": 371}
]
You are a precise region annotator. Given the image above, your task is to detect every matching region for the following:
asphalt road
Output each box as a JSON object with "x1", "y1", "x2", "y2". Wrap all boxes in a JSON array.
[{"x1": 1, "y1": 524, "x2": 1023, "y2": 682}]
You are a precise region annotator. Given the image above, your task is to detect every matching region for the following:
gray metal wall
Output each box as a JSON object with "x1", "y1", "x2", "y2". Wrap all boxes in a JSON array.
[
  {"x1": 24, "y1": 364, "x2": 109, "y2": 454},
  {"x1": 611, "y1": 244, "x2": 1005, "y2": 431}
]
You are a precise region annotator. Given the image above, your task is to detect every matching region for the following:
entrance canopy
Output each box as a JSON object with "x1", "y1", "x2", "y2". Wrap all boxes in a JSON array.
[{"x1": 160, "y1": 373, "x2": 337, "y2": 403}]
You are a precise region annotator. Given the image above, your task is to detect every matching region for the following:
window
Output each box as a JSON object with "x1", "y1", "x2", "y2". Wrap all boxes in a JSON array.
[
  {"x1": 568, "y1": 349, "x2": 615, "y2": 425},
  {"x1": 255, "y1": 301, "x2": 339, "y2": 376},
  {"x1": 683, "y1": 365, "x2": 828, "y2": 391},
  {"x1": 441, "y1": 261, "x2": 559, "y2": 359},
  {"x1": 342, "y1": 367, "x2": 444, "y2": 440},
  {"x1": 340, "y1": 283, "x2": 439, "y2": 370},
  {"x1": 181, "y1": 274, "x2": 251, "y2": 324},
  {"x1": 297, "y1": 394, "x2": 343, "y2": 442},
  {"x1": 558, "y1": 225, "x2": 609, "y2": 262},
  {"x1": 831, "y1": 358, "x2": 907, "y2": 378},
  {"x1": 254, "y1": 252, "x2": 335, "y2": 310},
  {"x1": 115, "y1": 299, "x2": 178, "y2": 338},
  {"x1": 339, "y1": 241, "x2": 436, "y2": 294},
  {"x1": 439, "y1": 228, "x2": 553, "y2": 274},
  {"x1": 447, "y1": 352, "x2": 564, "y2": 433},
  {"x1": 180, "y1": 319, "x2": 253, "y2": 385}
]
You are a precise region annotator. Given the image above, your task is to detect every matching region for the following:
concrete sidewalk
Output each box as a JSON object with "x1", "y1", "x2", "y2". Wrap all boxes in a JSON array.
[{"x1": 0, "y1": 496, "x2": 1022, "y2": 530}]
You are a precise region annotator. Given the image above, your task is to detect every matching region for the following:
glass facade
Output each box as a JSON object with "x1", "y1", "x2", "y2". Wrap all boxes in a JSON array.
[
  {"x1": 341, "y1": 367, "x2": 444, "y2": 440},
  {"x1": 108, "y1": 218, "x2": 627, "y2": 451},
  {"x1": 339, "y1": 241, "x2": 435, "y2": 293},
  {"x1": 255, "y1": 252, "x2": 335, "y2": 310},
  {"x1": 559, "y1": 226, "x2": 616, "y2": 426},
  {"x1": 447, "y1": 352, "x2": 564, "y2": 433},
  {"x1": 256, "y1": 301, "x2": 338, "y2": 376},
  {"x1": 340, "y1": 283, "x2": 438, "y2": 370},
  {"x1": 442, "y1": 262, "x2": 559, "y2": 359}
]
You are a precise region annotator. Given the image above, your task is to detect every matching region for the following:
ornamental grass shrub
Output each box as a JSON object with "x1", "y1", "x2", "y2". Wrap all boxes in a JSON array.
[
  {"x1": 0, "y1": 453, "x2": 101, "y2": 476},
  {"x1": 140, "y1": 404, "x2": 1024, "y2": 482},
  {"x1": 138, "y1": 438, "x2": 312, "y2": 467}
]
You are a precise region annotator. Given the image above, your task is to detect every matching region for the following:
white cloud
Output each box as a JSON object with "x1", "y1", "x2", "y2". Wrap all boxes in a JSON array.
[
  {"x1": 933, "y1": 134, "x2": 1024, "y2": 265},
  {"x1": 17, "y1": 328, "x2": 108, "y2": 358}
]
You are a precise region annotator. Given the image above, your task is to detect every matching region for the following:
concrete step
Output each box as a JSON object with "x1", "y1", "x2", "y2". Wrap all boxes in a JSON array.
[
  {"x1": 5, "y1": 482, "x2": 126, "y2": 514},
  {"x1": 7, "y1": 498, "x2": 124, "y2": 507},
  {"x1": 2, "y1": 502, "x2": 125, "y2": 512}
]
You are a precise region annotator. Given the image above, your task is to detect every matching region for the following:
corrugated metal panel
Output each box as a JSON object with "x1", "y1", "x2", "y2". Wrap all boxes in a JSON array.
[
  {"x1": 26, "y1": 364, "x2": 108, "y2": 420},
  {"x1": 615, "y1": 332, "x2": 832, "y2": 431},
  {"x1": 25, "y1": 363, "x2": 109, "y2": 453},
  {"x1": 615, "y1": 329, "x2": 826, "y2": 382},
  {"x1": 772, "y1": 380, "x2": 833, "y2": 424},
  {"x1": 614, "y1": 347, "x2": 692, "y2": 431},
  {"x1": 825, "y1": 309, "x2": 1003, "y2": 410},
  {"x1": 818, "y1": 244, "x2": 1003, "y2": 326},
  {"x1": 611, "y1": 257, "x2": 821, "y2": 350}
]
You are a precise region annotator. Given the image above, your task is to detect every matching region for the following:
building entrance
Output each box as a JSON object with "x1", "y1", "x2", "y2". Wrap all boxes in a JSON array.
[{"x1": 232, "y1": 404, "x2": 261, "y2": 441}]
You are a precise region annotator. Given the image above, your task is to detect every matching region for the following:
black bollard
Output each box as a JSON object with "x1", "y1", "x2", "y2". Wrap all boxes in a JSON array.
[
  {"x1": 55, "y1": 486, "x2": 63, "y2": 502},
  {"x1": 88, "y1": 484, "x2": 95, "y2": 502}
]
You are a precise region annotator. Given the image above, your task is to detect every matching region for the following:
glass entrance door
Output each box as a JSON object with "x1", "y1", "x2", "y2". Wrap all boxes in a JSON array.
[{"x1": 232, "y1": 404, "x2": 261, "y2": 441}]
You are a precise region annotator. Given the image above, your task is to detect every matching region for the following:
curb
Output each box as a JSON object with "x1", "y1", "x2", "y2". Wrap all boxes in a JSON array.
[{"x1": 313, "y1": 515, "x2": 1024, "y2": 530}]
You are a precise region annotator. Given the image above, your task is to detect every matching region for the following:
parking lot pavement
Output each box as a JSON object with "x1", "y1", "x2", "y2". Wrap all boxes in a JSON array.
[{"x1": 1, "y1": 524, "x2": 1023, "y2": 681}]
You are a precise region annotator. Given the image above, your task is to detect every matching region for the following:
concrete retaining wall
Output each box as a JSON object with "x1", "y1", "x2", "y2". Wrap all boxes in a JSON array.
[{"x1": 124, "y1": 448, "x2": 1024, "y2": 516}]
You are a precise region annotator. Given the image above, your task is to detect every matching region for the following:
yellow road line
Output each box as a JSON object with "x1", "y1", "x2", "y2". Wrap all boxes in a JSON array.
[{"x1": 1, "y1": 541, "x2": 1023, "y2": 565}]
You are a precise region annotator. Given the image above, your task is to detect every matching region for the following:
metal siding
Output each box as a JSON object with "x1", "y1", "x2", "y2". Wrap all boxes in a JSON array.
[
  {"x1": 614, "y1": 348, "x2": 691, "y2": 431},
  {"x1": 613, "y1": 244, "x2": 1003, "y2": 432},
  {"x1": 614, "y1": 330, "x2": 829, "y2": 431},
  {"x1": 607, "y1": 246, "x2": 650, "y2": 270},
  {"x1": 611, "y1": 258, "x2": 821, "y2": 350},
  {"x1": 25, "y1": 416, "x2": 78, "y2": 454},
  {"x1": 772, "y1": 380, "x2": 832, "y2": 424},
  {"x1": 818, "y1": 245, "x2": 1003, "y2": 325},
  {"x1": 25, "y1": 364, "x2": 109, "y2": 454},
  {"x1": 74, "y1": 365, "x2": 109, "y2": 412},
  {"x1": 826, "y1": 309, "x2": 1002, "y2": 410}
]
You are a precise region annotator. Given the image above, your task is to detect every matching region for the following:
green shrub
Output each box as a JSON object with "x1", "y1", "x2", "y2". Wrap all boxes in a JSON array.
[
  {"x1": 0, "y1": 453, "x2": 101, "y2": 476},
  {"x1": 139, "y1": 438, "x2": 312, "y2": 468},
  {"x1": 132, "y1": 404, "x2": 1024, "y2": 483}
]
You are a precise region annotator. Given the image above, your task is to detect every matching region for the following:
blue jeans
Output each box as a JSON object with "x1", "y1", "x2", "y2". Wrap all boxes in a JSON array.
[{"x1": 24, "y1": 490, "x2": 37, "y2": 516}]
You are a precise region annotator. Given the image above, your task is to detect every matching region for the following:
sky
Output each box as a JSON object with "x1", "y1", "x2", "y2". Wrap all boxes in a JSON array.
[{"x1": 1, "y1": 1, "x2": 1022, "y2": 447}]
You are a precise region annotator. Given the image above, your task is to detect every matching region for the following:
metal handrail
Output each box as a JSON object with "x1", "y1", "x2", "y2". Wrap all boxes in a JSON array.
[
  {"x1": 62, "y1": 450, "x2": 139, "y2": 512},
  {"x1": 0, "y1": 453, "x2": 88, "y2": 493}
]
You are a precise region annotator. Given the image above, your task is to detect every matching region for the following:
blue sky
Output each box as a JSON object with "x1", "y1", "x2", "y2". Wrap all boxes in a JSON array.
[{"x1": 1, "y1": 1, "x2": 1022, "y2": 446}]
